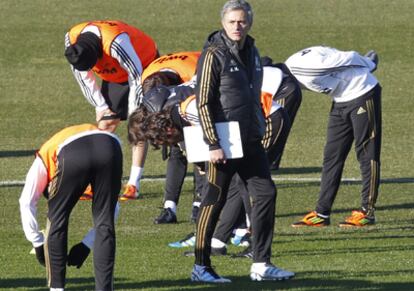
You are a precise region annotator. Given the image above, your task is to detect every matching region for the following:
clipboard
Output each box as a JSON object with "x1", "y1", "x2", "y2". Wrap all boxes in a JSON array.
[{"x1": 183, "y1": 121, "x2": 243, "y2": 163}]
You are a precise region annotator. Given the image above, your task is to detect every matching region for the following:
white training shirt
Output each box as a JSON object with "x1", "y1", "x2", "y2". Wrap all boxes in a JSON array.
[
  {"x1": 285, "y1": 46, "x2": 378, "y2": 102},
  {"x1": 262, "y1": 66, "x2": 283, "y2": 116},
  {"x1": 65, "y1": 25, "x2": 144, "y2": 115}
]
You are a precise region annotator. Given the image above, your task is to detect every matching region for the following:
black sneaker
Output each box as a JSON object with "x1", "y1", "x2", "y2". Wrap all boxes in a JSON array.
[
  {"x1": 183, "y1": 250, "x2": 195, "y2": 257},
  {"x1": 231, "y1": 246, "x2": 253, "y2": 259},
  {"x1": 190, "y1": 206, "x2": 199, "y2": 223},
  {"x1": 154, "y1": 208, "x2": 177, "y2": 224},
  {"x1": 211, "y1": 246, "x2": 227, "y2": 256}
]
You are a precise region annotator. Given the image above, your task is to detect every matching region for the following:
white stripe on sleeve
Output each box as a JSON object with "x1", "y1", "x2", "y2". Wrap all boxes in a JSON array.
[
  {"x1": 111, "y1": 33, "x2": 144, "y2": 114},
  {"x1": 71, "y1": 67, "x2": 108, "y2": 112}
]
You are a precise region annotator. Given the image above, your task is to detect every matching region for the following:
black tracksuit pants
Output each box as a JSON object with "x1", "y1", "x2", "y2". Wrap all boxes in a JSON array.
[
  {"x1": 163, "y1": 144, "x2": 205, "y2": 206},
  {"x1": 274, "y1": 76, "x2": 302, "y2": 127},
  {"x1": 213, "y1": 108, "x2": 292, "y2": 243},
  {"x1": 271, "y1": 76, "x2": 302, "y2": 169},
  {"x1": 213, "y1": 174, "x2": 250, "y2": 243},
  {"x1": 316, "y1": 85, "x2": 382, "y2": 217},
  {"x1": 45, "y1": 134, "x2": 122, "y2": 290},
  {"x1": 195, "y1": 141, "x2": 276, "y2": 266},
  {"x1": 164, "y1": 144, "x2": 188, "y2": 204}
]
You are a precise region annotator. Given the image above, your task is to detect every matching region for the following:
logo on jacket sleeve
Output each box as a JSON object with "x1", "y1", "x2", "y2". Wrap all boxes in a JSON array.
[
  {"x1": 255, "y1": 56, "x2": 262, "y2": 71},
  {"x1": 229, "y1": 59, "x2": 239, "y2": 72},
  {"x1": 95, "y1": 67, "x2": 118, "y2": 75},
  {"x1": 357, "y1": 107, "x2": 367, "y2": 114}
]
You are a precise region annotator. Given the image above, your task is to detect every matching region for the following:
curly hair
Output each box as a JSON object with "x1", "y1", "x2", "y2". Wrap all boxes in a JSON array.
[
  {"x1": 127, "y1": 106, "x2": 149, "y2": 145},
  {"x1": 144, "y1": 107, "x2": 183, "y2": 149},
  {"x1": 128, "y1": 106, "x2": 183, "y2": 149}
]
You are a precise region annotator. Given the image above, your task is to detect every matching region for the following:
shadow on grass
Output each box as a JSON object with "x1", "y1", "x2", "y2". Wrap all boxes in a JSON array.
[
  {"x1": 277, "y1": 228, "x2": 414, "y2": 241},
  {"x1": 278, "y1": 244, "x2": 414, "y2": 257},
  {"x1": 137, "y1": 166, "x2": 322, "y2": 181},
  {"x1": 2, "y1": 275, "x2": 414, "y2": 291},
  {"x1": 0, "y1": 150, "x2": 36, "y2": 158},
  {"x1": 274, "y1": 167, "x2": 322, "y2": 175},
  {"x1": 277, "y1": 202, "x2": 414, "y2": 219},
  {"x1": 276, "y1": 177, "x2": 414, "y2": 190}
]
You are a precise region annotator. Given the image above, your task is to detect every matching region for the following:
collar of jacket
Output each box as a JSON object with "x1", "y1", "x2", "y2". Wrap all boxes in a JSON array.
[
  {"x1": 219, "y1": 29, "x2": 254, "y2": 51},
  {"x1": 205, "y1": 30, "x2": 255, "y2": 50},
  {"x1": 214, "y1": 30, "x2": 255, "y2": 68}
]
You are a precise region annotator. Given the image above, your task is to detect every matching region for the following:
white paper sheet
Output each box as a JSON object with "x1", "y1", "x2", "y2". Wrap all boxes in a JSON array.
[{"x1": 183, "y1": 121, "x2": 243, "y2": 163}]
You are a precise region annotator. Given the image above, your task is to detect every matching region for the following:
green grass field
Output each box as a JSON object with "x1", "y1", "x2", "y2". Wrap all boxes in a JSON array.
[{"x1": 0, "y1": 0, "x2": 413, "y2": 290}]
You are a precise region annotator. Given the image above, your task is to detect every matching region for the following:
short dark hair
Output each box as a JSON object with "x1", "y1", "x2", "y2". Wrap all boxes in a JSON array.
[
  {"x1": 142, "y1": 71, "x2": 183, "y2": 94},
  {"x1": 221, "y1": 0, "x2": 253, "y2": 25}
]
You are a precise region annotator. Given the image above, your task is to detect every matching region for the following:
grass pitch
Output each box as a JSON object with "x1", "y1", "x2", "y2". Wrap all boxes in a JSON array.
[{"x1": 0, "y1": 0, "x2": 413, "y2": 290}]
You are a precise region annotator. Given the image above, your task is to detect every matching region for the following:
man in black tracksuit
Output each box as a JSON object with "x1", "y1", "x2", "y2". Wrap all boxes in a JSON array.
[
  {"x1": 191, "y1": 0, "x2": 294, "y2": 283},
  {"x1": 136, "y1": 64, "x2": 298, "y2": 256},
  {"x1": 212, "y1": 64, "x2": 302, "y2": 253}
]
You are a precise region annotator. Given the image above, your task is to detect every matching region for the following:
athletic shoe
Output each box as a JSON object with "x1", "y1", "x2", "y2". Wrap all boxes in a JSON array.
[
  {"x1": 231, "y1": 232, "x2": 251, "y2": 247},
  {"x1": 250, "y1": 263, "x2": 295, "y2": 281},
  {"x1": 191, "y1": 264, "x2": 231, "y2": 283},
  {"x1": 239, "y1": 234, "x2": 251, "y2": 247},
  {"x1": 183, "y1": 250, "x2": 195, "y2": 257},
  {"x1": 291, "y1": 211, "x2": 330, "y2": 227},
  {"x1": 211, "y1": 246, "x2": 227, "y2": 256},
  {"x1": 168, "y1": 233, "x2": 196, "y2": 248},
  {"x1": 339, "y1": 210, "x2": 375, "y2": 227},
  {"x1": 119, "y1": 184, "x2": 139, "y2": 201},
  {"x1": 154, "y1": 208, "x2": 177, "y2": 224},
  {"x1": 231, "y1": 246, "x2": 253, "y2": 259},
  {"x1": 79, "y1": 192, "x2": 93, "y2": 201},
  {"x1": 190, "y1": 206, "x2": 199, "y2": 223},
  {"x1": 80, "y1": 185, "x2": 93, "y2": 201}
]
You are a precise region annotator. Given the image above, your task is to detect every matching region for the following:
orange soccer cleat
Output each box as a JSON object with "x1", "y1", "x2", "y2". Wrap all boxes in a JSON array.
[
  {"x1": 80, "y1": 185, "x2": 93, "y2": 201},
  {"x1": 339, "y1": 210, "x2": 375, "y2": 227},
  {"x1": 291, "y1": 211, "x2": 330, "y2": 227},
  {"x1": 119, "y1": 184, "x2": 139, "y2": 201}
]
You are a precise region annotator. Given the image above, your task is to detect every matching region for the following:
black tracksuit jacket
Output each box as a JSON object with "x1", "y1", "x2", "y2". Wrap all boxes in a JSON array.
[{"x1": 195, "y1": 30, "x2": 265, "y2": 150}]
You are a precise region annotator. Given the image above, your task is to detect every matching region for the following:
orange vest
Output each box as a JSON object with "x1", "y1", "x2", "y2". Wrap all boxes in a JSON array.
[
  {"x1": 260, "y1": 92, "x2": 274, "y2": 118},
  {"x1": 37, "y1": 124, "x2": 99, "y2": 181},
  {"x1": 179, "y1": 94, "x2": 196, "y2": 114},
  {"x1": 142, "y1": 51, "x2": 201, "y2": 82},
  {"x1": 179, "y1": 93, "x2": 272, "y2": 122},
  {"x1": 68, "y1": 20, "x2": 158, "y2": 83}
]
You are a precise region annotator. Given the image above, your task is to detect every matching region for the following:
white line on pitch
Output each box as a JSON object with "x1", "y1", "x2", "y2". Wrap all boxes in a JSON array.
[{"x1": 1, "y1": 177, "x2": 413, "y2": 187}]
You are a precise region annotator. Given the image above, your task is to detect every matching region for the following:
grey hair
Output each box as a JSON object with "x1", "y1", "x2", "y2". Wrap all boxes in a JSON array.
[{"x1": 221, "y1": 0, "x2": 253, "y2": 25}]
